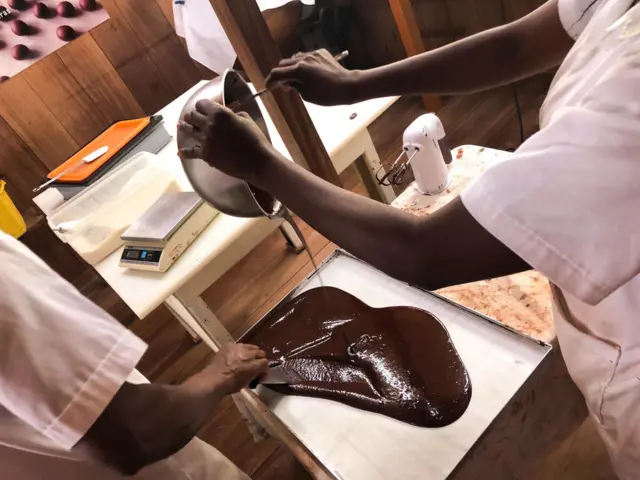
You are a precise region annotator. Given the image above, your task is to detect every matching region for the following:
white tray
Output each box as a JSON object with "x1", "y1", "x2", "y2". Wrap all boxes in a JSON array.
[{"x1": 245, "y1": 251, "x2": 550, "y2": 480}]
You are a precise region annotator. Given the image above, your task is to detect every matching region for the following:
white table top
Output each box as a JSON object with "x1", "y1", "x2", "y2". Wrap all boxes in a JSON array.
[{"x1": 89, "y1": 82, "x2": 397, "y2": 319}]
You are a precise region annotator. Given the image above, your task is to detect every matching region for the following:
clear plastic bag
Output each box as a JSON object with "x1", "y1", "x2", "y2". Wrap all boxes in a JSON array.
[{"x1": 48, "y1": 152, "x2": 180, "y2": 265}]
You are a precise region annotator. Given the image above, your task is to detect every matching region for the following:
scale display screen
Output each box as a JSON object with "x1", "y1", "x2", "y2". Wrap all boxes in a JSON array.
[{"x1": 122, "y1": 248, "x2": 162, "y2": 264}]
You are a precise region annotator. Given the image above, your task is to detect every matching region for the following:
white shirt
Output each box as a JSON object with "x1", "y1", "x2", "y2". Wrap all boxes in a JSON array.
[
  {"x1": 462, "y1": 0, "x2": 640, "y2": 478},
  {"x1": 0, "y1": 231, "x2": 248, "y2": 479}
]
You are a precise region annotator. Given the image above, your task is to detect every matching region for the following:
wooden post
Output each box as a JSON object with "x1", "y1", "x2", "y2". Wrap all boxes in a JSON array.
[
  {"x1": 208, "y1": 0, "x2": 341, "y2": 186},
  {"x1": 388, "y1": 0, "x2": 441, "y2": 111}
]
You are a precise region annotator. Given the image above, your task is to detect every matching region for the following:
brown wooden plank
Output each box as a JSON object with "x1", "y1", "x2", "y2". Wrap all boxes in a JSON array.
[
  {"x1": 90, "y1": 0, "x2": 147, "y2": 67},
  {"x1": 91, "y1": 0, "x2": 174, "y2": 112},
  {"x1": 388, "y1": 0, "x2": 442, "y2": 111},
  {"x1": 444, "y1": 0, "x2": 476, "y2": 39},
  {"x1": 148, "y1": 34, "x2": 201, "y2": 97},
  {"x1": 0, "y1": 76, "x2": 78, "y2": 171},
  {"x1": 21, "y1": 54, "x2": 111, "y2": 148},
  {"x1": 412, "y1": 0, "x2": 456, "y2": 48},
  {"x1": 114, "y1": 0, "x2": 173, "y2": 48},
  {"x1": 209, "y1": 0, "x2": 341, "y2": 185},
  {"x1": 0, "y1": 118, "x2": 48, "y2": 219},
  {"x1": 199, "y1": 397, "x2": 283, "y2": 477},
  {"x1": 349, "y1": 0, "x2": 406, "y2": 66},
  {"x1": 155, "y1": 0, "x2": 175, "y2": 28},
  {"x1": 116, "y1": 52, "x2": 176, "y2": 114},
  {"x1": 253, "y1": 446, "x2": 313, "y2": 480},
  {"x1": 112, "y1": 0, "x2": 200, "y2": 98},
  {"x1": 57, "y1": 35, "x2": 145, "y2": 122}
]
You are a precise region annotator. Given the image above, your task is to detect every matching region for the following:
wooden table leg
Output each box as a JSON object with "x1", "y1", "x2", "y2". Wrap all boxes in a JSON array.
[{"x1": 164, "y1": 293, "x2": 233, "y2": 350}]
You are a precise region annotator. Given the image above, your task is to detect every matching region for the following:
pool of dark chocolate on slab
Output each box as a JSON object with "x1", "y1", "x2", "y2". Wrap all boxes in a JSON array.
[{"x1": 242, "y1": 287, "x2": 472, "y2": 427}]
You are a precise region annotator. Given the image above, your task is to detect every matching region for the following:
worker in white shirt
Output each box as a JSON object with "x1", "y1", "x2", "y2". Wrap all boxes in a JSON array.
[
  {"x1": 0, "y1": 230, "x2": 267, "y2": 479},
  {"x1": 179, "y1": 0, "x2": 640, "y2": 477}
]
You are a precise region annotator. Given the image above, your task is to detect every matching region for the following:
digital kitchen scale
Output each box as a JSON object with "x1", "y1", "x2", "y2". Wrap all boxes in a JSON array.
[{"x1": 119, "y1": 191, "x2": 218, "y2": 272}]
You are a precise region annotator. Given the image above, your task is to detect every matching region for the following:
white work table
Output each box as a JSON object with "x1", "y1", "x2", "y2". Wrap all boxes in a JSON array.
[{"x1": 45, "y1": 81, "x2": 398, "y2": 344}]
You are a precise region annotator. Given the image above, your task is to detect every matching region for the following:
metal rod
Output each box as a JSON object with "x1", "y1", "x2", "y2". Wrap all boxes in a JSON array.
[{"x1": 228, "y1": 51, "x2": 350, "y2": 112}]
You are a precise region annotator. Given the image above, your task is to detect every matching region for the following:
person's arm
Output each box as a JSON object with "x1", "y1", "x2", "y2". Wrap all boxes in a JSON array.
[
  {"x1": 254, "y1": 160, "x2": 529, "y2": 289},
  {"x1": 178, "y1": 104, "x2": 530, "y2": 291},
  {"x1": 78, "y1": 344, "x2": 267, "y2": 475},
  {"x1": 0, "y1": 236, "x2": 267, "y2": 476},
  {"x1": 266, "y1": 0, "x2": 573, "y2": 105}
]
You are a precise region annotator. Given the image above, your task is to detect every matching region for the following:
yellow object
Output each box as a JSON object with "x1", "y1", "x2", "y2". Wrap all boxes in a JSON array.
[{"x1": 0, "y1": 180, "x2": 27, "y2": 238}]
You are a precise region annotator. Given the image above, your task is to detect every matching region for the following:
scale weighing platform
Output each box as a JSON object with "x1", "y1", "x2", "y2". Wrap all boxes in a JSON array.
[{"x1": 120, "y1": 191, "x2": 218, "y2": 272}]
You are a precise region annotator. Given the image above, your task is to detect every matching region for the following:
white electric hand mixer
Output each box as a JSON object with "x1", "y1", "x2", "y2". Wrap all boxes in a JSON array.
[{"x1": 379, "y1": 113, "x2": 452, "y2": 194}]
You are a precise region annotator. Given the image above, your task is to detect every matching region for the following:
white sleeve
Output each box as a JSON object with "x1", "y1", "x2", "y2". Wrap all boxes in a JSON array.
[
  {"x1": 461, "y1": 58, "x2": 640, "y2": 306},
  {"x1": 558, "y1": 0, "x2": 604, "y2": 39},
  {"x1": 0, "y1": 233, "x2": 147, "y2": 450}
]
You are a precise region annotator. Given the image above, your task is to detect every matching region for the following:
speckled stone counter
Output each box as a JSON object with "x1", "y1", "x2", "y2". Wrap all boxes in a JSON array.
[{"x1": 392, "y1": 145, "x2": 555, "y2": 343}]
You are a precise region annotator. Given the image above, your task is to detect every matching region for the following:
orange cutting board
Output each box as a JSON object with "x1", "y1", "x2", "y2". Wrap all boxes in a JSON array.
[{"x1": 47, "y1": 117, "x2": 151, "y2": 183}]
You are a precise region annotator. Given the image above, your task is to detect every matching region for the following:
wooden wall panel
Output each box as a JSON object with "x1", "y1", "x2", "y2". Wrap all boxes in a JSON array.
[
  {"x1": 21, "y1": 54, "x2": 111, "y2": 148},
  {"x1": 115, "y1": 0, "x2": 174, "y2": 47},
  {"x1": 115, "y1": 52, "x2": 176, "y2": 114},
  {"x1": 0, "y1": 76, "x2": 79, "y2": 171},
  {"x1": 113, "y1": 0, "x2": 200, "y2": 99},
  {"x1": 156, "y1": 0, "x2": 175, "y2": 28},
  {"x1": 148, "y1": 35, "x2": 203, "y2": 98},
  {"x1": 411, "y1": 0, "x2": 455, "y2": 49},
  {"x1": 90, "y1": 4, "x2": 147, "y2": 66},
  {"x1": 350, "y1": 0, "x2": 547, "y2": 67},
  {"x1": 0, "y1": 118, "x2": 48, "y2": 221},
  {"x1": 57, "y1": 35, "x2": 145, "y2": 123},
  {"x1": 349, "y1": 0, "x2": 406, "y2": 66},
  {"x1": 91, "y1": 0, "x2": 176, "y2": 114}
]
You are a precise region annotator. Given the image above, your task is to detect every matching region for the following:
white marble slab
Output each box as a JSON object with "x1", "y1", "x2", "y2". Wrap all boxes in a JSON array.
[{"x1": 252, "y1": 251, "x2": 550, "y2": 480}]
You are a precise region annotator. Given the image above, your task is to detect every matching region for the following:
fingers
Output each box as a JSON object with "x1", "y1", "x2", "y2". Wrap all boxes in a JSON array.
[
  {"x1": 266, "y1": 63, "x2": 308, "y2": 90},
  {"x1": 276, "y1": 57, "x2": 300, "y2": 68},
  {"x1": 183, "y1": 110, "x2": 209, "y2": 130},
  {"x1": 255, "y1": 358, "x2": 269, "y2": 371},
  {"x1": 195, "y1": 98, "x2": 224, "y2": 116},
  {"x1": 235, "y1": 343, "x2": 267, "y2": 360},
  {"x1": 177, "y1": 120, "x2": 195, "y2": 134},
  {"x1": 177, "y1": 144, "x2": 203, "y2": 160}
]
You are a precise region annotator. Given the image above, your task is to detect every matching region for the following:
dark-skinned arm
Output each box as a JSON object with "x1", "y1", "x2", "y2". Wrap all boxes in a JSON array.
[
  {"x1": 266, "y1": 0, "x2": 573, "y2": 105},
  {"x1": 253, "y1": 154, "x2": 530, "y2": 290},
  {"x1": 75, "y1": 344, "x2": 267, "y2": 476},
  {"x1": 178, "y1": 106, "x2": 530, "y2": 291}
]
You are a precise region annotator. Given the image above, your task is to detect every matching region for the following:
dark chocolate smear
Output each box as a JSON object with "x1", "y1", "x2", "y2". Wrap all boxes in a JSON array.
[{"x1": 243, "y1": 287, "x2": 472, "y2": 427}]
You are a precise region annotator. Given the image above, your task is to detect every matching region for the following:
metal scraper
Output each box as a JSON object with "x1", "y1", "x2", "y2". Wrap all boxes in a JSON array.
[{"x1": 249, "y1": 365, "x2": 293, "y2": 389}]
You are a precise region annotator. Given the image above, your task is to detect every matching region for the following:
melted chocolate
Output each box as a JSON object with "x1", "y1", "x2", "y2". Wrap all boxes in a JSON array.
[{"x1": 243, "y1": 287, "x2": 471, "y2": 427}]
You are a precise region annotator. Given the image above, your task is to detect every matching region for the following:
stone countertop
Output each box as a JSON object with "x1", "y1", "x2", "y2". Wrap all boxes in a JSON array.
[{"x1": 392, "y1": 145, "x2": 554, "y2": 343}]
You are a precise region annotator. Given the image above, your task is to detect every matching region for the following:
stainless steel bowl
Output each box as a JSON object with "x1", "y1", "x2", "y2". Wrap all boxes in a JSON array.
[{"x1": 178, "y1": 70, "x2": 283, "y2": 218}]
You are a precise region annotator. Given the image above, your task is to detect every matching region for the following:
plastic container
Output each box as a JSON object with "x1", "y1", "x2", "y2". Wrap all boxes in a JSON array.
[
  {"x1": 0, "y1": 180, "x2": 27, "y2": 238},
  {"x1": 48, "y1": 152, "x2": 180, "y2": 265}
]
